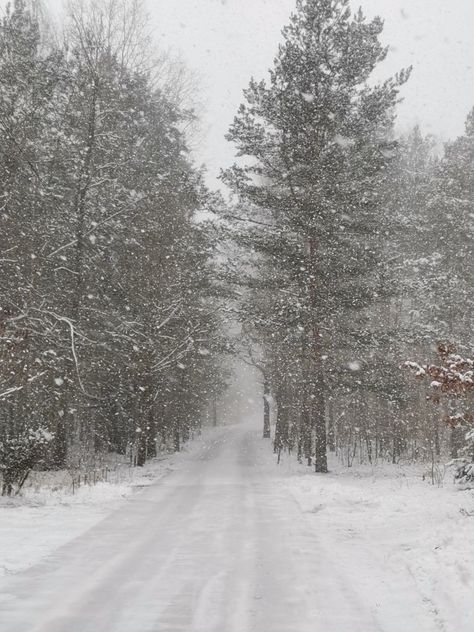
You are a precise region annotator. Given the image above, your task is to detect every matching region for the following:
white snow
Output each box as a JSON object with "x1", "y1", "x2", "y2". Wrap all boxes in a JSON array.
[
  {"x1": 334, "y1": 134, "x2": 356, "y2": 148},
  {"x1": 0, "y1": 481, "x2": 131, "y2": 577},
  {"x1": 0, "y1": 424, "x2": 473, "y2": 631},
  {"x1": 0, "y1": 439, "x2": 207, "y2": 578},
  {"x1": 277, "y1": 453, "x2": 474, "y2": 631},
  {"x1": 347, "y1": 360, "x2": 361, "y2": 371},
  {"x1": 300, "y1": 92, "x2": 315, "y2": 103}
]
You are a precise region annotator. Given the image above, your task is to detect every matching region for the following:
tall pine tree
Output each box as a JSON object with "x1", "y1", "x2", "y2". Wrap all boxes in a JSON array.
[{"x1": 223, "y1": 0, "x2": 410, "y2": 471}]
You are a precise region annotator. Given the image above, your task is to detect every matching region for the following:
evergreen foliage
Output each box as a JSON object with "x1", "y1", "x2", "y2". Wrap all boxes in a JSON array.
[{"x1": 223, "y1": 0, "x2": 410, "y2": 471}]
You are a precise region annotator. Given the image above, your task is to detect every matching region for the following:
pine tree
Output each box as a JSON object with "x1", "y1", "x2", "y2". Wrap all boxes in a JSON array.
[
  {"x1": 423, "y1": 113, "x2": 474, "y2": 344},
  {"x1": 223, "y1": 0, "x2": 410, "y2": 472}
]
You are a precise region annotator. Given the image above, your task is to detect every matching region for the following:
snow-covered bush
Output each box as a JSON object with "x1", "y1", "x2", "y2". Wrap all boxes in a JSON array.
[
  {"x1": 405, "y1": 344, "x2": 474, "y2": 485},
  {"x1": 0, "y1": 428, "x2": 53, "y2": 496}
]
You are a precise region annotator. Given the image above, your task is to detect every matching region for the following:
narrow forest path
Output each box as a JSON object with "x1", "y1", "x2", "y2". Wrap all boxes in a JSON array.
[{"x1": 0, "y1": 423, "x2": 465, "y2": 631}]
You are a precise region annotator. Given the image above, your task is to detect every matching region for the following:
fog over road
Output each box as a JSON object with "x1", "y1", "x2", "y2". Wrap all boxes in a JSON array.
[{"x1": 0, "y1": 424, "x2": 444, "y2": 631}]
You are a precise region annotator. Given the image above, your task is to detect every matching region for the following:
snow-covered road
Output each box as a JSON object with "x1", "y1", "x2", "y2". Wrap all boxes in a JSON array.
[{"x1": 0, "y1": 423, "x2": 472, "y2": 631}]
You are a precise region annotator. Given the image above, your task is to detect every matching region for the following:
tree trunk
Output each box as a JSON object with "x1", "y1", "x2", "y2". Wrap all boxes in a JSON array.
[
  {"x1": 173, "y1": 429, "x2": 181, "y2": 453},
  {"x1": 212, "y1": 396, "x2": 218, "y2": 427},
  {"x1": 308, "y1": 236, "x2": 328, "y2": 473},
  {"x1": 274, "y1": 378, "x2": 290, "y2": 461},
  {"x1": 263, "y1": 378, "x2": 271, "y2": 438},
  {"x1": 313, "y1": 369, "x2": 328, "y2": 472},
  {"x1": 450, "y1": 426, "x2": 464, "y2": 458},
  {"x1": 327, "y1": 397, "x2": 336, "y2": 452},
  {"x1": 137, "y1": 430, "x2": 147, "y2": 466}
]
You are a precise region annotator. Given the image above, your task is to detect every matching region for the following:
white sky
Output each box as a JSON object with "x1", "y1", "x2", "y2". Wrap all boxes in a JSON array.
[
  {"x1": 44, "y1": 0, "x2": 474, "y2": 186},
  {"x1": 143, "y1": 0, "x2": 474, "y2": 186}
]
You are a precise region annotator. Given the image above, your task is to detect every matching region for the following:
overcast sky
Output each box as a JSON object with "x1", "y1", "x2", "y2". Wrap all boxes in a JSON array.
[
  {"x1": 140, "y1": 0, "x2": 474, "y2": 186},
  {"x1": 44, "y1": 0, "x2": 474, "y2": 186}
]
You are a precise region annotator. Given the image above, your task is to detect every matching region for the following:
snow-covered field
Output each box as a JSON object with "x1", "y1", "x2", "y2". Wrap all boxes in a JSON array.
[{"x1": 1, "y1": 423, "x2": 473, "y2": 631}]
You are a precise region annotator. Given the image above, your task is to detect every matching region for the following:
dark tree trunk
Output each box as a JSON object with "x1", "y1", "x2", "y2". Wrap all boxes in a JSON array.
[
  {"x1": 212, "y1": 396, "x2": 218, "y2": 427},
  {"x1": 308, "y1": 237, "x2": 328, "y2": 473},
  {"x1": 173, "y1": 429, "x2": 181, "y2": 453},
  {"x1": 263, "y1": 379, "x2": 271, "y2": 438},
  {"x1": 274, "y1": 379, "x2": 290, "y2": 462},
  {"x1": 301, "y1": 391, "x2": 312, "y2": 467},
  {"x1": 327, "y1": 397, "x2": 336, "y2": 453},
  {"x1": 137, "y1": 429, "x2": 147, "y2": 466},
  {"x1": 147, "y1": 408, "x2": 157, "y2": 458},
  {"x1": 53, "y1": 415, "x2": 68, "y2": 468},
  {"x1": 450, "y1": 425, "x2": 464, "y2": 458},
  {"x1": 313, "y1": 369, "x2": 328, "y2": 473}
]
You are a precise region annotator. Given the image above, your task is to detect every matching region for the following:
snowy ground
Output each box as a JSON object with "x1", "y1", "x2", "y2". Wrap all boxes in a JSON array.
[
  {"x1": 0, "y1": 422, "x2": 473, "y2": 631},
  {"x1": 277, "y1": 453, "x2": 474, "y2": 631},
  {"x1": 0, "y1": 436, "x2": 207, "y2": 578}
]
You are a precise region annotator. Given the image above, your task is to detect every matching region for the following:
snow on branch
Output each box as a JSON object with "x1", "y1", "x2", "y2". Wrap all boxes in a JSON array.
[{"x1": 404, "y1": 343, "x2": 473, "y2": 399}]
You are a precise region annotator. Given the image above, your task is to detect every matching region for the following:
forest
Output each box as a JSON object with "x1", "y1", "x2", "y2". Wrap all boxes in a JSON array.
[{"x1": 0, "y1": 0, "x2": 472, "y2": 496}]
